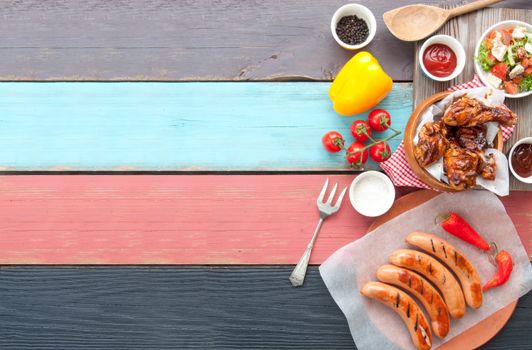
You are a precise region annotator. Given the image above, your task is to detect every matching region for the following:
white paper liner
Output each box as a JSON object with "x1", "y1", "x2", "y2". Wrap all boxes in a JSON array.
[
  {"x1": 319, "y1": 191, "x2": 532, "y2": 350},
  {"x1": 413, "y1": 87, "x2": 510, "y2": 196}
]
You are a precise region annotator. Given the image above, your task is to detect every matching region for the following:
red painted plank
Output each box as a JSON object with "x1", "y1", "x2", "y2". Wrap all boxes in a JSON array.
[{"x1": 0, "y1": 175, "x2": 529, "y2": 265}]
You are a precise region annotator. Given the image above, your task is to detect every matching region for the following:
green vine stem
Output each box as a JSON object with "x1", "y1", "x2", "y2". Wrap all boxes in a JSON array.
[{"x1": 346, "y1": 127, "x2": 402, "y2": 156}]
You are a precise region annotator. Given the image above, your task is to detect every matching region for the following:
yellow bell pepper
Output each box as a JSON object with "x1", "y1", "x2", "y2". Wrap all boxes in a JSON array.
[{"x1": 328, "y1": 52, "x2": 392, "y2": 116}]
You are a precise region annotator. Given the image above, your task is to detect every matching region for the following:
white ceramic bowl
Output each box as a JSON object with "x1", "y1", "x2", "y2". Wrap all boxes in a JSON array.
[
  {"x1": 474, "y1": 20, "x2": 532, "y2": 99},
  {"x1": 418, "y1": 35, "x2": 466, "y2": 82},
  {"x1": 331, "y1": 4, "x2": 376, "y2": 50},
  {"x1": 349, "y1": 171, "x2": 395, "y2": 217},
  {"x1": 508, "y1": 137, "x2": 532, "y2": 184}
]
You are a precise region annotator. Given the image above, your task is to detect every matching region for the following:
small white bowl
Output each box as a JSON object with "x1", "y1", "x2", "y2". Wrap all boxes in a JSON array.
[
  {"x1": 331, "y1": 4, "x2": 376, "y2": 50},
  {"x1": 474, "y1": 20, "x2": 532, "y2": 99},
  {"x1": 508, "y1": 137, "x2": 532, "y2": 184},
  {"x1": 418, "y1": 35, "x2": 466, "y2": 82},
  {"x1": 349, "y1": 171, "x2": 395, "y2": 217}
]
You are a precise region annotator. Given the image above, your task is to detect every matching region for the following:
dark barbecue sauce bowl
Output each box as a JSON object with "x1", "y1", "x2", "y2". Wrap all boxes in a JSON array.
[{"x1": 509, "y1": 137, "x2": 532, "y2": 183}]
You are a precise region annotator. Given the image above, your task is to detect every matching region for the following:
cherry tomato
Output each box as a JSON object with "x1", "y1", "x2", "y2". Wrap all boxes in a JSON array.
[
  {"x1": 346, "y1": 142, "x2": 368, "y2": 167},
  {"x1": 369, "y1": 142, "x2": 391, "y2": 162},
  {"x1": 350, "y1": 120, "x2": 372, "y2": 142},
  {"x1": 488, "y1": 53, "x2": 497, "y2": 62},
  {"x1": 524, "y1": 67, "x2": 532, "y2": 77},
  {"x1": 503, "y1": 81, "x2": 518, "y2": 95},
  {"x1": 368, "y1": 109, "x2": 391, "y2": 132},
  {"x1": 321, "y1": 131, "x2": 344, "y2": 153},
  {"x1": 491, "y1": 63, "x2": 508, "y2": 80},
  {"x1": 521, "y1": 57, "x2": 530, "y2": 68}
]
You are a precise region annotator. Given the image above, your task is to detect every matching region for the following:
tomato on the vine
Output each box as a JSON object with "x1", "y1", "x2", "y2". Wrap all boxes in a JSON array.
[
  {"x1": 369, "y1": 141, "x2": 391, "y2": 162},
  {"x1": 350, "y1": 120, "x2": 372, "y2": 142},
  {"x1": 322, "y1": 131, "x2": 344, "y2": 152},
  {"x1": 368, "y1": 109, "x2": 391, "y2": 132},
  {"x1": 346, "y1": 142, "x2": 368, "y2": 167}
]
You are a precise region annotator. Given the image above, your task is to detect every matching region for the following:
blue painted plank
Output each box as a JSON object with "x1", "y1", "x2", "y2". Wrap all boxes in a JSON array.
[{"x1": 0, "y1": 83, "x2": 412, "y2": 171}]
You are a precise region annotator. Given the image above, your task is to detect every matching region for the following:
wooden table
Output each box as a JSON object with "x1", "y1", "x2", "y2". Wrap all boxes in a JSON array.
[{"x1": 0, "y1": 1, "x2": 530, "y2": 349}]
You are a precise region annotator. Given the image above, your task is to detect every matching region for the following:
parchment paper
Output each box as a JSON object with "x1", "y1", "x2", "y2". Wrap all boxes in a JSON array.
[
  {"x1": 319, "y1": 191, "x2": 532, "y2": 350},
  {"x1": 413, "y1": 87, "x2": 510, "y2": 196}
]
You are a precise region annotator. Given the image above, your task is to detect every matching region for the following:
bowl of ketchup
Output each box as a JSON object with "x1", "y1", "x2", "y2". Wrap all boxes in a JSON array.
[
  {"x1": 509, "y1": 137, "x2": 532, "y2": 184},
  {"x1": 418, "y1": 35, "x2": 465, "y2": 82}
]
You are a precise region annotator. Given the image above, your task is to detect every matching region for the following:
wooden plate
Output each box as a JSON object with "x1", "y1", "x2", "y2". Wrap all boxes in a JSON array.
[
  {"x1": 368, "y1": 189, "x2": 517, "y2": 350},
  {"x1": 403, "y1": 92, "x2": 503, "y2": 192}
]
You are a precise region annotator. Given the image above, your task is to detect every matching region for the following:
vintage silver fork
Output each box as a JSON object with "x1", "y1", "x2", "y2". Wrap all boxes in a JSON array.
[{"x1": 289, "y1": 178, "x2": 347, "y2": 287}]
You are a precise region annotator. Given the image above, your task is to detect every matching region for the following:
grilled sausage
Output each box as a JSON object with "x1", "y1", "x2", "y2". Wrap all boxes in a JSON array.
[
  {"x1": 389, "y1": 249, "x2": 466, "y2": 319},
  {"x1": 406, "y1": 232, "x2": 483, "y2": 309},
  {"x1": 377, "y1": 265, "x2": 450, "y2": 338},
  {"x1": 361, "y1": 281, "x2": 432, "y2": 350}
]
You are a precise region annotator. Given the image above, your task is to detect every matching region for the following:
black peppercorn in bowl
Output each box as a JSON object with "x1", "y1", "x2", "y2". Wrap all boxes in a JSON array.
[{"x1": 331, "y1": 4, "x2": 376, "y2": 50}]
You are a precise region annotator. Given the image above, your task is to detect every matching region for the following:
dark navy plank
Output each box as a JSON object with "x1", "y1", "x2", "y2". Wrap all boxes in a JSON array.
[
  {"x1": 0, "y1": 267, "x2": 530, "y2": 349},
  {"x1": 0, "y1": 0, "x2": 528, "y2": 82}
]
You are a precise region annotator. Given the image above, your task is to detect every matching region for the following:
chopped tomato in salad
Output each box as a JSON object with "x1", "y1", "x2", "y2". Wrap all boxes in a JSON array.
[
  {"x1": 476, "y1": 25, "x2": 532, "y2": 94},
  {"x1": 491, "y1": 62, "x2": 507, "y2": 80}
]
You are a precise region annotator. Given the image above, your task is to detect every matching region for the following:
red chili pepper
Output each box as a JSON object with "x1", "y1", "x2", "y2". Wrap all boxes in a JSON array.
[
  {"x1": 483, "y1": 250, "x2": 513, "y2": 291},
  {"x1": 439, "y1": 212, "x2": 491, "y2": 251}
]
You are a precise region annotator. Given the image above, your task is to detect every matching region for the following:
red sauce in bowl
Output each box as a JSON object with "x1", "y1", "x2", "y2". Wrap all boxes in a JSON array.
[{"x1": 422, "y1": 44, "x2": 457, "y2": 77}]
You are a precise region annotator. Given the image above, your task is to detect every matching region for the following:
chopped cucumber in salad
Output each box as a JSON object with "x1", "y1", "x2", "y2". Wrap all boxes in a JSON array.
[{"x1": 476, "y1": 26, "x2": 532, "y2": 94}]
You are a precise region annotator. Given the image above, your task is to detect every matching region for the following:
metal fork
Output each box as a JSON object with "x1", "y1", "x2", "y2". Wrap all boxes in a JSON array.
[{"x1": 289, "y1": 178, "x2": 347, "y2": 287}]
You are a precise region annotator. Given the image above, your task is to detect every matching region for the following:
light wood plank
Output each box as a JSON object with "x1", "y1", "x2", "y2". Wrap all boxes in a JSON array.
[
  {"x1": 0, "y1": 0, "x2": 528, "y2": 81},
  {"x1": 0, "y1": 175, "x2": 529, "y2": 265},
  {"x1": 0, "y1": 266, "x2": 530, "y2": 349},
  {"x1": 413, "y1": 7, "x2": 532, "y2": 191},
  {"x1": 0, "y1": 82, "x2": 411, "y2": 171}
]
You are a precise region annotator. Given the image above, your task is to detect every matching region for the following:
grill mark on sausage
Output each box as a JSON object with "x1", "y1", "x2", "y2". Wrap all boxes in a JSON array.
[
  {"x1": 430, "y1": 239, "x2": 436, "y2": 253},
  {"x1": 454, "y1": 251, "x2": 474, "y2": 279},
  {"x1": 408, "y1": 274, "x2": 412, "y2": 288},
  {"x1": 454, "y1": 250, "x2": 458, "y2": 265},
  {"x1": 442, "y1": 273, "x2": 446, "y2": 285},
  {"x1": 428, "y1": 262, "x2": 433, "y2": 274},
  {"x1": 414, "y1": 313, "x2": 419, "y2": 332},
  {"x1": 420, "y1": 279, "x2": 424, "y2": 295},
  {"x1": 442, "y1": 244, "x2": 448, "y2": 258},
  {"x1": 396, "y1": 292, "x2": 400, "y2": 308},
  {"x1": 430, "y1": 292, "x2": 434, "y2": 305},
  {"x1": 406, "y1": 302, "x2": 411, "y2": 318},
  {"x1": 438, "y1": 306, "x2": 441, "y2": 317}
]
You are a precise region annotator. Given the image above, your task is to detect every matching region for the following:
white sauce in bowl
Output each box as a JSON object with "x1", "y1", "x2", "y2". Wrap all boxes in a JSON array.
[{"x1": 349, "y1": 171, "x2": 395, "y2": 217}]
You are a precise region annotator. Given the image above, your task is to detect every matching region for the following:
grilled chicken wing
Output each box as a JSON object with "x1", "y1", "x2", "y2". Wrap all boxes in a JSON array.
[
  {"x1": 443, "y1": 141, "x2": 480, "y2": 190},
  {"x1": 414, "y1": 121, "x2": 448, "y2": 167},
  {"x1": 456, "y1": 125, "x2": 487, "y2": 151},
  {"x1": 442, "y1": 97, "x2": 517, "y2": 127},
  {"x1": 477, "y1": 152, "x2": 497, "y2": 180}
]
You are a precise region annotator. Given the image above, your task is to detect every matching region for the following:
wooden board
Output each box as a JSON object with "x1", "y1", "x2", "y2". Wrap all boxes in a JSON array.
[
  {"x1": 0, "y1": 82, "x2": 411, "y2": 171},
  {"x1": 413, "y1": 7, "x2": 532, "y2": 191},
  {"x1": 369, "y1": 190, "x2": 517, "y2": 350},
  {"x1": 0, "y1": 175, "x2": 529, "y2": 265},
  {"x1": 0, "y1": 266, "x2": 530, "y2": 349},
  {"x1": 0, "y1": 0, "x2": 521, "y2": 82}
]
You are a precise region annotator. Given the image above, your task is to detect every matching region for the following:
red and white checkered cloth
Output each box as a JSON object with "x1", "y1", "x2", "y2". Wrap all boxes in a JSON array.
[{"x1": 380, "y1": 75, "x2": 515, "y2": 189}]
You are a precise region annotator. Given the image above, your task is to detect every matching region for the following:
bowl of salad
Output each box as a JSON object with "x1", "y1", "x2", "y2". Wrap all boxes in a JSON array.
[{"x1": 475, "y1": 20, "x2": 532, "y2": 98}]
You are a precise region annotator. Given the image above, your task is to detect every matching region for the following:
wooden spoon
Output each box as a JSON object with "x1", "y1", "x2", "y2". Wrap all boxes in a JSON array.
[{"x1": 383, "y1": 0, "x2": 503, "y2": 41}]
